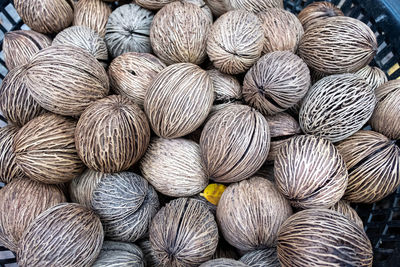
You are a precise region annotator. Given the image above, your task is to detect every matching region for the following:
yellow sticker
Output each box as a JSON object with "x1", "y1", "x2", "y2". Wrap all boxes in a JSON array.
[
  {"x1": 388, "y1": 63, "x2": 399, "y2": 76},
  {"x1": 200, "y1": 183, "x2": 226, "y2": 206}
]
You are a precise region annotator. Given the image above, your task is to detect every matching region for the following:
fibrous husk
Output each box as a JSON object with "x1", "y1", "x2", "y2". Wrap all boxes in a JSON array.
[
  {"x1": 212, "y1": 238, "x2": 239, "y2": 260},
  {"x1": 206, "y1": 0, "x2": 228, "y2": 16},
  {"x1": 297, "y1": 1, "x2": 344, "y2": 31},
  {"x1": 208, "y1": 69, "x2": 242, "y2": 103},
  {"x1": 200, "y1": 258, "x2": 248, "y2": 267},
  {"x1": 239, "y1": 248, "x2": 279, "y2": 267},
  {"x1": 73, "y1": 0, "x2": 111, "y2": 37},
  {"x1": 137, "y1": 0, "x2": 212, "y2": 19},
  {"x1": 69, "y1": 169, "x2": 104, "y2": 209},
  {"x1": 92, "y1": 241, "x2": 145, "y2": 267},
  {"x1": 225, "y1": 0, "x2": 283, "y2": 13},
  {"x1": 354, "y1": 65, "x2": 388, "y2": 91},
  {"x1": 138, "y1": 239, "x2": 162, "y2": 267},
  {"x1": 0, "y1": 126, "x2": 23, "y2": 184},
  {"x1": 330, "y1": 200, "x2": 364, "y2": 229}
]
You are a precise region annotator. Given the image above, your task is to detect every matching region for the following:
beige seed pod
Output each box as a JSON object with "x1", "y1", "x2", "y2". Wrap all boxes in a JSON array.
[
  {"x1": 240, "y1": 249, "x2": 279, "y2": 267},
  {"x1": 73, "y1": 0, "x2": 111, "y2": 37},
  {"x1": 200, "y1": 258, "x2": 248, "y2": 267},
  {"x1": 207, "y1": 10, "x2": 264, "y2": 74},
  {"x1": 206, "y1": 0, "x2": 228, "y2": 16},
  {"x1": 297, "y1": 1, "x2": 344, "y2": 31},
  {"x1": 225, "y1": 0, "x2": 283, "y2": 13},
  {"x1": 93, "y1": 241, "x2": 145, "y2": 267},
  {"x1": 355, "y1": 65, "x2": 388, "y2": 91},
  {"x1": 330, "y1": 200, "x2": 364, "y2": 229},
  {"x1": 0, "y1": 126, "x2": 23, "y2": 184},
  {"x1": 137, "y1": 0, "x2": 212, "y2": 19},
  {"x1": 69, "y1": 169, "x2": 103, "y2": 209},
  {"x1": 185, "y1": 0, "x2": 213, "y2": 21},
  {"x1": 208, "y1": 69, "x2": 242, "y2": 103}
]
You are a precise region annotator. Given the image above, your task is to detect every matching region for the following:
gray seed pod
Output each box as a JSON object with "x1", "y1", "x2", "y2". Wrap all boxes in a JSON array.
[
  {"x1": 297, "y1": 1, "x2": 344, "y2": 31},
  {"x1": 69, "y1": 169, "x2": 104, "y2": 209},
  {"x1": 206, "y1": 0, "x2": 229, "y2": 16},
  {"x1": 138, "y1": 239, "x2": 162, "y2": 267},
  {"x1": 212, "y1": 238, "x2": 239, "y2": 260},
  {"x1": 93, "y1": 241, "x2": 145, "y2": 267},
  {"x1": 0, "y1": 126, "x2": 23, "y2": 184},
  {"x1": 73, "y1": 0, "x2": 111, "y2": 37},
  {"x1": 240, "y1": 249, "x2": 279, "y2": 267},
  {"x1": 208, "y1": 69, "x2": 242, "y2": 103},
  {"x1": 355, "y1": 65, "x2": 388, "y2": 91},
  {"x1": 225, "y1": 0, "x2": 283, "y2": 13},
  {"x1": 330, "y1": 200, "x2": 364, "y2": 229},
  {"x1": 200, "y1": 258, "x2": 249, "y2": 267}
]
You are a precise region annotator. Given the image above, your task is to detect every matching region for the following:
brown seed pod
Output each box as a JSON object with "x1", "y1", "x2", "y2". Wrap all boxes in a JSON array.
[
  {"x1": 298, "y1": 16, "x2": 377, "y2": 75},
  {"x1": 108, "y1": 52, "x2": 166, "y2": 108},
  {"x1": 355, "y1": 65, "x2": 388, "y2": 91},
  {"x1": 0, "y1": 126, "x2": 23, "y2": 184},
  {"x1": 207, "y1": 10, "x2": 263, "y2": 74},
  {"x1": 255, "y1": 163, "x2": 275, "y2": 182},
  {"x1": 75, "y1": 95, "x2": 150, "y2": 173},
  {"x1": 200, "y1": 258, "x2": 248, "y2": 267},
  {"x1": 0, "y1": 177, "x2": 66, "y2": 252},
  {"x1": 299, "y1": 74, "x2": 376, "y2": 142},
  {"x1": 243, "y1": 51, "x2": 311, "y2": 116},
  {"x1": 93, "y1": 241, "x2": 145, "y2": 267},
  {"x1": 2, "y1": 30, "x2": 51, "y2": 71},
  {"x1": 135, "y1": 0, "x2": 174, "y2": 9},
  {"x1": 138, "y1": 239, "x2": 162, "y2": 267},
  {"x1": 144, "y1": 63, "x2": 214, "y2": 138},
  {"x1": 274, "y1": 135, "x2": 348, "y2": 209},
  {"x1": 370, "y1": 80, "x2": 400, "y2": 140},
  {"x1": 18, "y1": 203, "x2": 104, "y2": 267},
  {"x1": 240, "y1": 249, "x2": 279, "y2": 267},
  {"x1": 336, "y1": 130, "x2": 400, "y2": 203},
  {"x1": 297, "y1": 1, "x2": 344, "y2": 31},
  {"x1": 69, "y1": 169, "x2": 103, "y2": 209},
  {"x1": 330, "y1": 200, "x2": 364, "y2": 229},
  {"x1": 150, "y1": 198, "x2": 219, "y2": 266},
  {"x1": 277, "y1": 209, "x2": 373, "y2": 266},
  {"x1": 200, "y1": 104, "x2": 270, "y2": 183},
  {"x1": 185, "y1": 0, "x2": 213, "y2": 21},
  {"x1": 225, "y1": 0, "x2": 283, "y2": 13},
  {"x1": 208, "y1": 69, "x2": 242, "y2": 103},
  {"x1": 73, "y1": 0, "x2": 111, "y2": 37}
]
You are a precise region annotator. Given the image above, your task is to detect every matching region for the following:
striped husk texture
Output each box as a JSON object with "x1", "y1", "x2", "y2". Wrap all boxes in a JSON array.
[
  {"x1": 69, "y1": 169, "x2": 104, "y2": 209},
  {"x1": 206, "y1": 0, "x2": 228, "y2": 16},
  {"x1": 330, "y1": 200, "x2": 364, "y2": 229},
  {"x1": 354, "y1": 65, "x2": 388, "y2": 91},
  {"x1": 240, "y1": 248, "x2": 279, "y2": 267},
  {"x1": 277, "y1": 209, "x2": 373, "y2": 267},
  {"x1": 208, "y1": 69, "x2": 242, "y2": 103},
  {"x1": 212, "y1": 238, "x2": 239, "y2": 260},
  {"x1": 73, "y1": 0, "x2": 111, "y2": 37},
  {"x1": 297, "y1": 1, "x2": 344, "y2": 31},
  {"x1": 136, "y1": 0, "x2": 175, "y2": 10},
  {"x1": 200, "y1": 258, "x2": 248, "y2": 267},
  {"x1": 225, "y1": 0, "x2": 283, "y2": 13},
  {"x1": 92, "y1": 241, "x2": 145, "y2": 267},
  {"x1": 0, "y1": 126, "x2": 23, "y2": 184},
  {"x1": 138, "y1": 240, "x2": 162, "y2": 267}
]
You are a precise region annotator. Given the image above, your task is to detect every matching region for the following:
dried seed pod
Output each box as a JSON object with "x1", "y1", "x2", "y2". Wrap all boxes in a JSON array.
[
  {"x1": 274, "y1": 135, "x2": 348, "y2": 209},
  {"x1": 225, "y1": 0, "x2": 283, "y2": 13},
  {"x1": 255, "y1": 163, "x2": 275, "y2": 182},
  {"x1": 206, "y1": 0, "x2": 228, "y2": 16},
  {"x1": 73, "y1": 0, "x2": 111, "y2": 37},
  {"x1": 138, "y1": 239, "x2": 162, "y2": 267},
  {"x1": 200, "y1": 104, "x2": 270, "y2": 183},
  {"x1": 135, "y1": 0, "x2": 174, "y2": 9},
  {"x1": 0, "y1": 126, "x2": 23, "y2": 184},
  {"x1": 330, "y1": 200, "x2": 364, "y2": 229},
  {"x1": 14, "y1": 113, "x2": 84, "y2": 184},
  {"x1": 106, "y1": 4, "x2": 154, "y2": 58},
  {"x1": 243, "y1": 51, "x2": 311, "y2": 116},
  {"x1": 336, "y1": 130, "x2": 400, "y2": 203},
  {"x1": 144, "y1": 63, "x2": 214, "y2": 138},
  {"x1": 18, "y1": 203, "x2": 104, "y2": 267},
  {"x1": 69, "y1": 169, "x2": 103, "y2": 209},
  {"x1": 297, "y1": 1, "x2": 344, "y2": 31},
  {"x1": 2, "y1": 30, "x2": 51, "y2": 71},
  {"x1": 212, "y1": 238, "x2": 239, "y2": 260},
  {"x1": 277, "y1": 209, "x2": 373, "y2": 266},
  {"x1": 299, "y1": 74, "x2": 376, "y2": 142},
  {"x1": 298, "y1": 16, "x2": 377, "y2": 75},
  {"x1": 14, "y1": 0, "x2": 73, "y2": 34},
  {"x1": 185, "y1": 0, "x2": 213, "y2": 21},
  {"x1": 93, "y1": 241, "x2": 145, "y2": 267},
  {"x1": 240, "y1": 249, "x2": 279, "y2": 267},
  {"x1": 355, "y1": 65, "x2": 388, "y2": 91},
  {"x1": 370, "y1": 80, "x2": 400, "y2": 140},
  {"x1": 108, "y1": 52, "x2": 166, "y2": 108},
  {"x1": 200, "y1": 258, "x2": 248, "y2": 267},
  {"x1": 150, "y1": 198, "x2": 219, "y2": 266},
  {"x1": 207, "y1": 10, "x2": 264, "y2": 74},
  {"x1": 0, "y1": 177, "x2": 66, "y2": 252},
  {"x1": 217, "y1": 177, "x2": 292, "y2": 251},
  {"x1": 208, "y1": 69, "x2": 242, "y2": 103}
]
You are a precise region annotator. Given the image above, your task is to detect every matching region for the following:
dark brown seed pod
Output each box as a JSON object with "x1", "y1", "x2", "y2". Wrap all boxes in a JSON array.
[
  {"x1": 299, "y1": 74, "x2": 376, "y2": 142},
  {"x1": 14, "y1": 113, "x2": 84, "y2": 184},
  {"x1": 138, "y1": 239, "x2": 162, "y2": 267},
  {"x1": 370, "y1": 80, "x2": 400, "y2": 140},
  {"x1": 2, "y1": 30, "x2": 51, "y2": 71},
  {"x1": 336, "y1": 130, "x2": 400, "y2": 203},
  {"x1": 69, "y1": 169, "x2": 103, "y2": 209},
  {"x1": 73, "y1": 0, "x2": 111, "y2": 37},
  {"x1": 298, "y1": 16, "x2": 377, "y2": 75},
  {"x1": 354, "y1": 65, "x2": 388, "y2": 91},
  {"x1": 18, "y1": 203, "x2": 104, "y2": 267},
  {"x1": 240, "y1": 249, "x2": 279, "y2": 267},
  {"x1": 0, "y1": 177, "x2": 66, "y2": 252},
  {"x1": 93, "y1": 241, "x2": 145, "y2": 267},
  {"x1": 225, "y1": 0, "x2": 283, "y2": 13},
  {"x1": 200, "y1": 104, "x2": 270, "y2": 183},
  {"x1": 330, "y1": 200, "x2": 364, "y2": 229},
  {"x1": 208, "y1": 69, "x2": 242, "y2": 103},
  {"x1": 144, "y1": 63, "x2": 214, "y2": 138},
  {"x1": 243, "y1": 51, "x2": 311, "y2": 116},
  {"x1": 0, "y1": 126, "x2": 23, "y2": 184},
  {"x1": 108, "y1": 52, "x2": 166, "y2": 108},
  {"x1": 277, "y1": 209, "x2": 373, "y2": 267},
  {"x1": 297, "y1": 1, "x2": 344, "y2": 31},
  {"x1": 274, "y1": 135, "x2": 348, "y2": 209},
  {"x1": 200, "y1": 258, "x2": 248, "y2": 267}
]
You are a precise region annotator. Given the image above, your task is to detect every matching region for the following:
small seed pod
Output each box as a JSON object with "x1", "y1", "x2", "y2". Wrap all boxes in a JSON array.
[
  {"x1": 93, "y1": 241, "x2": 145, "y2": 267},
  {"x1": 135, "y1": 0, "x2": 174, "y2": 9},
  {"x1": 200, "y1": 258, "x2": 248, "y2": 267},
  {"x1": 208, "y1": 69, "x2": 242, "y2": 103},
  {"x1": 336, "y1": 130, "x2": 400, "y2": 203},
  {"x1": 138, "y1": 239, "x2": 162, "y2": 267},
  {"x1": 370, "y1": 80, "x2": 400, "y2": 140},
  {"x1": 0, "y1": 126, "x2": 23, "y2": 184},
  {"x1": 212, "y1": 238, "x2": 239, "y2": 260},
  {"x1": 201, "y1": 104, "x2": 270, "y2": 183},
  {"x1": 18, "y1": 203, "x2": 104, "y2": 267},
  {"x1": 275, "y1": 135, "x2": 348, "y2": 209},
  {"x1": 299, "y1": 74, "x2": 376, "y2": 142},
  {"x1": 225, "y1": 0, "x2": 283, "y2": 13},
  {"x1": 73, "y1": 0, "x2": 111, "y2": 37},
  {"x1": 297, "y1": 1, "x2": 344, "y2": 31},
  {"x1": 355, "y1": 65, "x2": 388, "y2": 91},
  {"x1": 108, "y1": 52, "x2": 166, "y2": 108},
  {"x1": 69, "y1": 169, "x2": 103, "y2": 209},
  {"x1": 240, "y1": 249, "x2": 279, "y2": 267},
  {"x1": 243, "y1": 51, "x2": 311, "y2": 116},
  {"x1": 2, "y1": 30, "x2": 51, "y2": 71},
  {"x1": 298, "y1": 16, "x2": 377, "y2": 75},
  {"x1": 106, "y1": 4, "x2": 154, "y2": 58},
  {"x1": 207, "y1": 10, "x2": 263, "y2": 74},
  {"x1": 330, "y1": 200, "x2": 364, "y2": 229},
  {"x1": 277, "y1": 209, "x2": 373, "y2": 266},
  {"x1": 206, "y1": 0, "x2": 228, "y2": 16},
  {"x1": 150, "y1": 198, "x2": 219, "y2": 266}
]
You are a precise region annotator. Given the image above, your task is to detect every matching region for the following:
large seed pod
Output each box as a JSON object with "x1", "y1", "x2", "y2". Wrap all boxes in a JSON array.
[
  {"x1": 144, "y1": 63, "x2": 213, "y2": 138},
  {"x1": 336, "y1": 130, "x2": 400, "y2": 203},
  {"x1": 69, "y1": 169, "x2": 103, "y2": 209},
  {"x1": 108, "y1": 52, "x2": 166, "y2": 108},
  {"x1": 0, "y1": 177, "x2": 66, "y2": 252},
  {"x1": 298, "y1": 16, "x2": 377, "y2": 75},
  {"x1": 299, "y1": 74, "x2": 376, "y2": 142},
  {"x1": 106, "y1": 4, "x2": 154, "y2": 58},
  {"x1": 2, "y1": 30, "x2": 51, "y2": 70},
  {"x1": 277, "y1": 209, "x2": 373, "y2": 266},
  {"x1": 0, "y1": 126, "x2": 23, "y2": 184},
  {"x1": 14, "y1": 113, "x2": 84, "y2": 184},
  {"x1": 240, "y1": 249, "x2": 279, "y2": 267},
  {"x1": 370, "y1": 80, "x2": 400, "y2": 140},
  {"x1": 208, "y1": 69, "x2": 242, "y2": 103},
  {"x1": 138, "y1": 240, "x2": 162, "y2": 267},
  {"x1": 73, "y1": 0, "x2": 111, "y2": 37},
  {"x1": 200, "y1": 104, "x2": 270, "y2": 183},
  {"x1": 243, "y1": 51, "x2": 311, "y2": 116},
  {"x1": 225, "y1": 0, "x2": 283, "y2": 13},
  {"x1": 297, "y1": 1, "x2": 344, "y2": 31},
  {"x1": 93, "y1": 241, "x2": 145, "y2": 267},
  {"x1": 274, "y1": 135, "x2": 348, "y2": 209},
  {"x1": 355, "y1": 65, "x2": 388, "y2": 91},
  {"x1": 75, "y1": 95, "x2": 150, "y2": 173},
  {"x1": 330, "y1": 200, "x2": 364, "y2": 229},
  {"x1": 207, "y1": 10, "x2": 263, "y2": 74},
  {"x1": 18, "y1": 203, "x2": 104, "y2": 267},
  {"x1": 200, "y1": 258, "x2": 248, "y2": 267}
]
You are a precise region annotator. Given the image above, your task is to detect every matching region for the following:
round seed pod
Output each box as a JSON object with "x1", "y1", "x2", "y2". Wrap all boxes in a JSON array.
[
  {"x1": 73, "y1": 0, "x2": 111, "y2": 37},
  {"x1": 69, "y1": 169, "x2": 103, "y2": 209},
  {"x1": 240, "y1": 249, "x2": 279, "y2": 267},
  {"x1": 138, "y1": 239, "x2": 162, "y2": 267},
  {"x1": 200, "y1": 104, "x2": 270, "y2": 183},
  {"x1": 355, "y1": 65, "x2": 388, "y2": 91},
  {"x1": 0, "y1": 177, "x2": 66, "y2": 252},
  {"x1": 206, "y1": 0, "x2": 228, "y2": 17},
  {"x1": 243, "y1": 51, "x2": 311, "y2": 116},
  {"x1": 108, "y1": 52, "x2": 166, "y2": 108},
  {"x1": 207, "y1": 10, "x2": 263, "y2": 74},
  {"x1": 200, "y1": 258, "x2": 248, "y2": 267},
  {"x1": 225, "y1": 0, "x2": 283, "y2": 13},
  {"x1": 274, "y1": 135, "x2": 348, "y2": 209},
  {"x1": 2, "y1": 30, "x2": 51, "y2": 71},
  {"x1": 330, "y1": 200, "x2": 364, "y2": 229},
  {"x1": 298, "y1": 16, "x2": 377, "y2": 75},
  {"x1": 336, "y1": 130, "x2": 400, "y2": 203},
  {"x1": 186, "y1": 0, "x2": 213, "y2": 21},
  {"x1": 370, "y1": 80, "x2": 400, "y2": 140},
  {"x1": 144, "y1": 63, "x2": 213, "y2": 138},
  {"x1": 208, "y1": 69, "x2": 242, "y2": 103},
  {"x1": 217, "y1": 177, "x2": 292, "y2": 251},
  {"x1": 105, "y1": 4, "x2": 154, "y2": 58},
  {"x1": 299, "y1": 74, "x2": 376, "y2": 142},
  {"x1": 18, "y1": 203, "x2": 104, "y2": 267},
  {"x1": 93, "y1": 241, "x2": 145, "y2": 267},
  {"x1": 297, "y1": 1, "x2": 344, "y2": 31},
  {"x1": 212, "y1": 238, "x2": 239, "y2": 260},
  {"x1": 0, "y1": 126, "x2": 23, "y2": 184},
  {"x1": 14, "y1": 113, "x2": 84, "y2": 184},
  {"x1": 277, "y1": 209, "x2": 373, "y2": 266},
  {"x1": 135, "y1": 0, "x2": 174, "y2": 9},
  {"x1": 75, "y1": 95, "x2": 150, "y2": 173}
]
